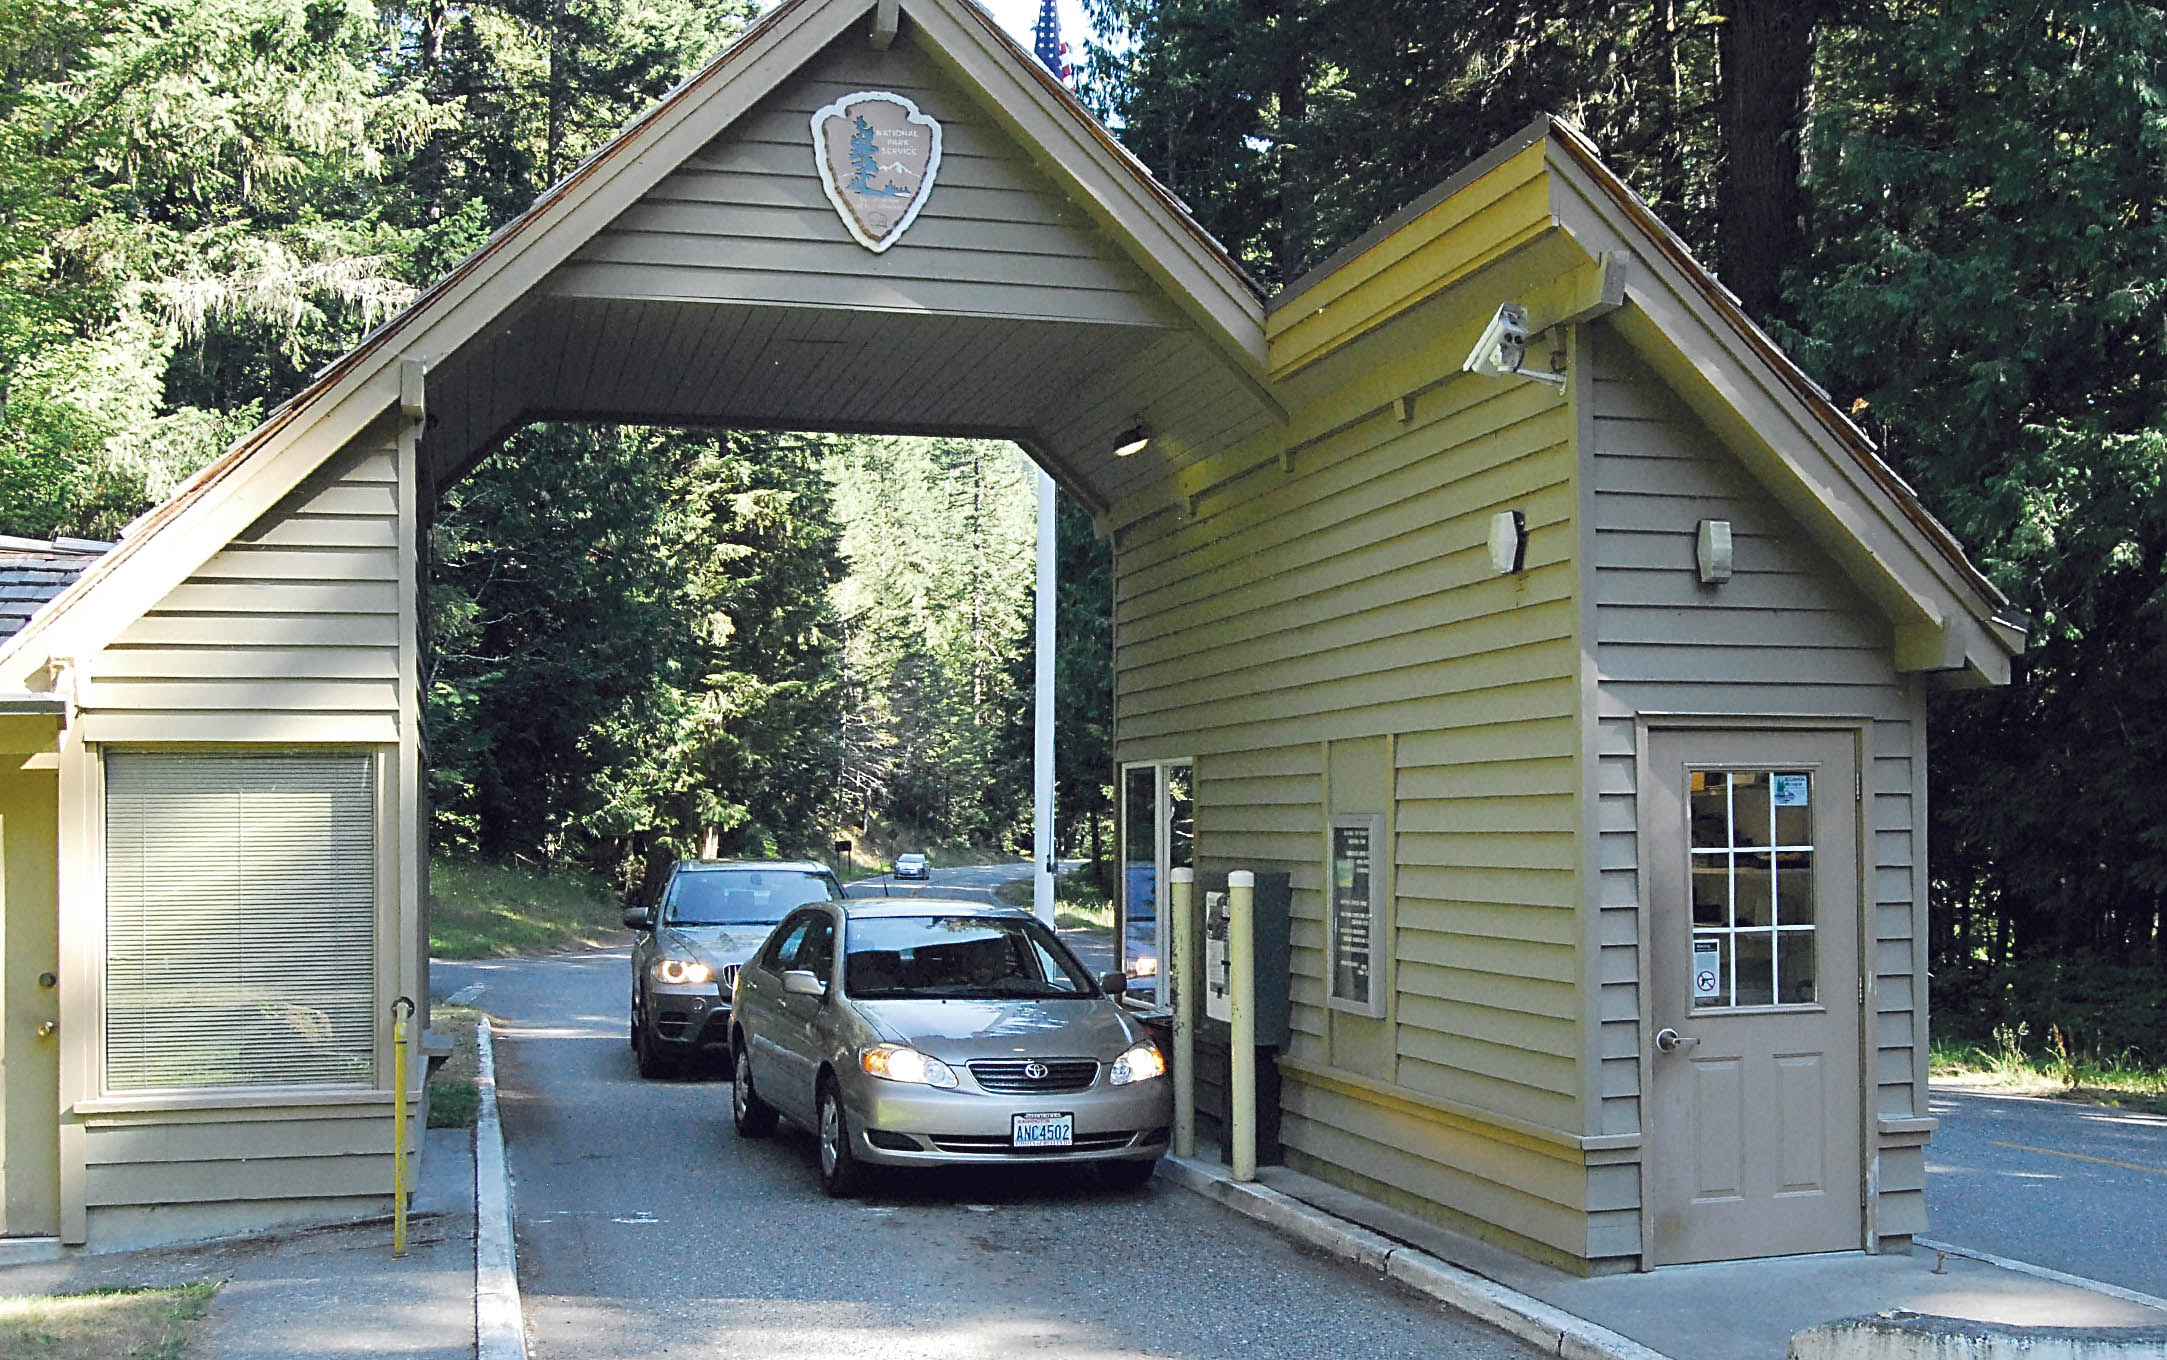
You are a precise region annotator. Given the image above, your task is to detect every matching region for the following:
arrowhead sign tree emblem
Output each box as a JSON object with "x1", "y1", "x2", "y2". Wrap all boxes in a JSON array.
[{"x1": 811, "y1": 91, "x2": 943, "y2": 253}]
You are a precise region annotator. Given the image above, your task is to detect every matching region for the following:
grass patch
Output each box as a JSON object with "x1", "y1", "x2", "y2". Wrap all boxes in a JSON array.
[
  {"x1": 1932, "y1": 1023, "x2": 2167, "y2": 1114},
  {"x1": 425, "y1": 1004, "x2": 486, "y2": 1129},
  {"x1": 429, "y1": 856, "x2": 624, "y2": 959},
  {"x1": 0, "y1": 1283, "x2": 216, "y2": 1360},
  {"x1": 994, "y1": 873, "x2": 1114, "y2": 931}
]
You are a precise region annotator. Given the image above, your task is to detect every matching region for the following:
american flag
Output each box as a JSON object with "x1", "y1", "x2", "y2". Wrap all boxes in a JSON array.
[{"x1": 1032, "y1": 0, "x2": 1071, "y2": 86}]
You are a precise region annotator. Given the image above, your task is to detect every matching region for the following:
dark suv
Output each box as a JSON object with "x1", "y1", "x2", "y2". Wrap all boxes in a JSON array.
[{"x1": 626, "y1": 860, "x2": 843, "y2": 1077}]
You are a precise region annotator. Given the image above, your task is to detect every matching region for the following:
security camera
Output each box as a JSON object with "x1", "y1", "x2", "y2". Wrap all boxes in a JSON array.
[{"x1": 1463, "y1": 303, "x2": 1565, "y2": 388}]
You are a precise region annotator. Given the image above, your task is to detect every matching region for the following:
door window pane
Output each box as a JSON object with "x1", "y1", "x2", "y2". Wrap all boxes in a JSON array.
[
  {"x1": 1689, "y1": 772, "x2": 1729, "y2": 848},
  {"x1": 1777, "y1": 931, "x2": 1818, "y2": 1004},
  {"x1": 1734, "y1": 853, "x2": 1775, "y2": 927},
  {"x1": 1733, "y1": 771, "x2": 1773, "y2": 848},
  {"x1": 1776, "y1": 851, "x2": 1816, "y2": 926},
  {"x1": 1685, "y1": 767, "x2": 1817, "y2": 1010},
  {"x1": 1734, "y1": 931, "x2": 1776, "y2": 1007}
]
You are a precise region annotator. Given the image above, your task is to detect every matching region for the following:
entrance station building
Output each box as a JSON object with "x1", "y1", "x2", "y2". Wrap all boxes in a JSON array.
[{"x1": 0, "y1": 0, "x2": 2022, "y2": 1271}]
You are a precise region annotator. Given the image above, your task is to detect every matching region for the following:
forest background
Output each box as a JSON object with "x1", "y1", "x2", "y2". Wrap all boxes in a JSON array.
[{"x1": 2, "y1": 0, "x2": 2163, "y2": 1057}]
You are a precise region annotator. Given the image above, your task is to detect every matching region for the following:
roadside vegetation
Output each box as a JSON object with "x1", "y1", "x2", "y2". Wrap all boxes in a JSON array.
[
  {"x1": 1931, "y1": 1024, "x2": 2167, "y2": 1115},
  {"x1": 0, "y1": 1283, "x2": 216, "y2": 1360},
  {"x1": 425, "y1": 1004, "x2": 487, "y2": 1129},
  {"x1": 996, "y1": 874, "x2": 1114, "y2": 933},
  {"x1": 428, "y1": 857, "x2": 624, "y2": 960}
]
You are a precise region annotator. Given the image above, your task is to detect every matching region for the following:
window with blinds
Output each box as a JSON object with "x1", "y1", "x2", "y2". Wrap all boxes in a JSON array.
[{"x1": 104, "y1": 751, "x2": 377, "y2": 1091}]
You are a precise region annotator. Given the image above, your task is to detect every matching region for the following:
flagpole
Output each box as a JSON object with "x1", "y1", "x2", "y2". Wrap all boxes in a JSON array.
[{"x1": 1029, "y1": 0, "x2": 1069, "y2": 932}]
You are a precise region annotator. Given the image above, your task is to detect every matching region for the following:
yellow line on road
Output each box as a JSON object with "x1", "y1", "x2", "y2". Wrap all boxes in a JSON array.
[{"x1": 1990, "y1": 1140, "x2": 2167, "y2": 1176}]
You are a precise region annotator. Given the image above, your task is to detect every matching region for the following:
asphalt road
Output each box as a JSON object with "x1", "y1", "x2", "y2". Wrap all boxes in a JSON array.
[
  {"x1": 1925, "y1": 1084, "x2": 2167, "y2": 1298},
  {"x1": 433, "y1": 947, "x2": 1541, "y2": 1360}
]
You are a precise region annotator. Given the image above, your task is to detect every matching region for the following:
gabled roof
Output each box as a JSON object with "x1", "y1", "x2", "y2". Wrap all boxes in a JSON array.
[
  {"x1": 1145, "y1": 116, "x2": 2022, "y2": 685},
  {"x1": 0, "y1": 0, "x2": 1264, "y2": 688}
]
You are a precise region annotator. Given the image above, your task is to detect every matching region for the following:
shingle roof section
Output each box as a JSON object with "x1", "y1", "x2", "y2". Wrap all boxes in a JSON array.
[{"x1": 0, "y1": 535, "x2": 114, "y2": 644}]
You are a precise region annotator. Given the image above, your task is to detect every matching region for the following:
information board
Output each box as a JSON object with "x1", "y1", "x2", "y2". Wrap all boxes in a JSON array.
[{"x1": 1328, "y1": 815, "x2": 1387, "y2": 1017}]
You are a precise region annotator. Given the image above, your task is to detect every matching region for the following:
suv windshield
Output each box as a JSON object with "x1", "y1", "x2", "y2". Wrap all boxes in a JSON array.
[
  {"x1": 664, "y1": 869, "x2": 838, "y2": 926},
  {"x1": 844, "y1": 916, "x2": 1096, "y2": 1000}
]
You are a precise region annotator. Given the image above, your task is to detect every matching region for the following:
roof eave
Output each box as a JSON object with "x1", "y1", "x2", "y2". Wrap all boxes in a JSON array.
[{"x1": 1540, "y1": 122, "x2": 2022, "y2": 679}]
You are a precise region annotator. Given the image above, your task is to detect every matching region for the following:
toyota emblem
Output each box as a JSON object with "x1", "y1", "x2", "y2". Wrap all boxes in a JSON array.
[{"x1": 1024, "y1": 1061, "x2": 1048, "y2": 1081}]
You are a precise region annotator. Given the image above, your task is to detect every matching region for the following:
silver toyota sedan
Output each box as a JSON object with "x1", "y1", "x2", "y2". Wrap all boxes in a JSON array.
[{"x1": 727, "y1": 898, "x2": 1171, "y2": 1196}]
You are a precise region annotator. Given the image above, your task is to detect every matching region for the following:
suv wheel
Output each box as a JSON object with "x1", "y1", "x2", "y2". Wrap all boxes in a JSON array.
[
  {"x1": 634, "y1": 1012, "x2": 670, "y2": 1079},
  {"x1": 816, "y1": 1080, "x2": 865, "y2": 1198},
  {"x1": 731, "y1": 1046, "x2": 777, "y2": 1137}
]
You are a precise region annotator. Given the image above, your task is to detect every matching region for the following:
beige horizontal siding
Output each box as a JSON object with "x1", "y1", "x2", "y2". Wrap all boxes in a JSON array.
[
  {"x1": 550, "y1": 30, "x2": 1173, "y2": 330},
  {"x1": 1586, "y1": 324, "x2": 1928, "y2": 1234},
  {"x1": 1117, "y1": 338, "x2": 1585, "y2": 1247},
  {"x1": 94, "y1": 432, "x2": 402, "y2": 740},
  {"x1": 81, "y1": 1104, "x2": 398, "y2": 1210}
]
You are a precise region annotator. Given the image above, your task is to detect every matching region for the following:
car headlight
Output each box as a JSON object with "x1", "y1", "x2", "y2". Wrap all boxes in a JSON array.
[
  {"x1": 860, "y1": 1044, "x2": 958, "y2": 1089},
  {"x1": 651, "y1": 956, "x2": 713, "y2": 986},
  {"x1": 1109, "y1": 1041, "x2": 1165, "y2": 1086}
]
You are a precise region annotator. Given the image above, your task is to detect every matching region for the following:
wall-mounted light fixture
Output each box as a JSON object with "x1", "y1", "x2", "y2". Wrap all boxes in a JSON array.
[
  {"x1": 1696, "y1": 518, "x2": 1733, "y2": 584},
  {"x1": 1113, "y1": 424, "x2": 1152, "y2": 458},
  {"x1": 1489, "y1": 509, "x2": 1528, "y2": 575}
]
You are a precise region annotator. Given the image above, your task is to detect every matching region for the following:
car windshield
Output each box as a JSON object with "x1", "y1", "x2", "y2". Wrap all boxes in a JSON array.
[
  {"x1": 844, "y1": 916, "x2": 1096, "y2": 1000},
  {"x1": 664, "y1": 869, "x2": 837, "y2": 926}
]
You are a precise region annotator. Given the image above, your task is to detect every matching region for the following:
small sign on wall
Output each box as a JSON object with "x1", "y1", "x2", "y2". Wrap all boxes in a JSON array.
[
  {"x1": 1692, "y1": 939, "x2": 1723, "y2": 1005},
  {"x1": 1328, "y1": 814, "x2": 1387, "y2": 1018}
]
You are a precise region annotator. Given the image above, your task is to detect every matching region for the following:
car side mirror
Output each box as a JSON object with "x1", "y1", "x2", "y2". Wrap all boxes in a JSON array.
[
  {"x1": 782, "y1": 969, "x2": 828, "y2": 999},
  {"x1": 623, "y1": 906, "x2": 654, "y2": 931},
  {"x1": 1099, "y1": 972, "x2": 1127, "y2": 996}
]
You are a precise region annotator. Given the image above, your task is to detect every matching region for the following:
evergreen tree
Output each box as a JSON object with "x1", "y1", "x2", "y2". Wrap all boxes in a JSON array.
[{"x1": 1790, "y1": 0, "x2": 2167, "y2": 1020}]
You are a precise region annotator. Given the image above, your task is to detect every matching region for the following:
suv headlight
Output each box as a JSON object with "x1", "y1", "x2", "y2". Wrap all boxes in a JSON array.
[
  {"x1": 1109, "y1": 1042, "x2": 1165, "y2": 1086},
  {"x1": 860, "y1": 1044, "x2": 958, "y2": 1089},
  {"x1": 651, "y1": 955, "x2": 713, "y2": 986}
]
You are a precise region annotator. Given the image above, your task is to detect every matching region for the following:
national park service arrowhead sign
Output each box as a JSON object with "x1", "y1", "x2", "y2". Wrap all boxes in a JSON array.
[{"x1": 811, "y1": 91, "x2": 943, "y2": 253}]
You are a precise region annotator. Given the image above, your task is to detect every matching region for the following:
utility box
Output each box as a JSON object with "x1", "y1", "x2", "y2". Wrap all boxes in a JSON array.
[
  {"x1": 1200, "y1": 868, "x2": 1291, "y2": 1046},
  {"x1": 1183, "y1": 867, "x2": 1292, "y2": 1167}
]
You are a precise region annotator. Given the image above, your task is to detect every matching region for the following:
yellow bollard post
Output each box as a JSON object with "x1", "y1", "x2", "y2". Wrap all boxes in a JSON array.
[
  {"x1": 391, "y1": 996, "x2": 415, "y2": 1257},
  {"x1": 1170, "y1": 868, "x2": 1197, "y2": 1159},
  {"x1": 1228, "y1": 870, "x2": 1256, "y2": 1182}
]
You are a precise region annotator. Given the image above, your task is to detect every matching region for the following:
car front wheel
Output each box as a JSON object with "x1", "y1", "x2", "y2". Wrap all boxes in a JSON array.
[
  {"x1": 732, "y1": 1046, "x2": 777, "y2": 1138},
  {"x1": 1101, "y1": 1157, "x2": 1159, "y2": 1192},
  {"x1": 817, "y1": 1081, "x2": 865, "y2": 1198}
]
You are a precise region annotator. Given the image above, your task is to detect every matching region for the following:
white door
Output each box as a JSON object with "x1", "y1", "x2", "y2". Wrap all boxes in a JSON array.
[{"x1": 1644, "y1": 729, "x2": 1863, "y2": 1265}]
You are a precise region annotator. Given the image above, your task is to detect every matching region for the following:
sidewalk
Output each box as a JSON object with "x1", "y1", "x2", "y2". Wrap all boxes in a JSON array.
[
  {"x1": 1164, "y1": 1148, "x2": 2167, "y2": 1360},
  {"x1": 0, "y1": 1126, "x2": 477, "y2": 1359}
]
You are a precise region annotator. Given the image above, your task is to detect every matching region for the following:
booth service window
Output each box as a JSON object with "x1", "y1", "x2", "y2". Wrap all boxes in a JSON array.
[{"x1": 104, "y1": 751, "x2": 378, "y2": 1091}]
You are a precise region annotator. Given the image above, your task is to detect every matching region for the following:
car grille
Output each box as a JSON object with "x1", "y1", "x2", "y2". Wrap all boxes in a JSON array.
[
  {"x1": 927, "y1": 1131, "x2": 1139, "y2": 1155},
  {"x1": 968, "y1": 1059, "x2": 1098, "y2": 1094},
  {"x1": 716, "y1": 963, "x2": 740, "y2": 992}
]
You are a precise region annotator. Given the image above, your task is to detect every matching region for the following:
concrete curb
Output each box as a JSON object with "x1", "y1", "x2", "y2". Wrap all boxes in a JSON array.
[
  {"x1": 475, "y1": 1020, "x2": 529, "y2": 1360},
  {"x1": 1916, "y1": 1239, "x2": 2167, "y2": 1315},
  {"x1": 1159, "y1": 1156, "x2": 1673, "y2": 1360}
]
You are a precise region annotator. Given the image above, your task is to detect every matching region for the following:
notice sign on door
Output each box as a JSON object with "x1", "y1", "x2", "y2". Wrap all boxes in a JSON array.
[
  {"x1": 1329, "y1": 815, "x2": 1386, "y2": 1017},
  {"x1": 1692, "y1": 940, "x2": 1723, "y2": 1005}
]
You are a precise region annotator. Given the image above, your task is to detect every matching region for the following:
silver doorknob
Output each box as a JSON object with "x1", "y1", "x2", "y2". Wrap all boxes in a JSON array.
[{"x1": 1655, "y1": 1028, "x2": 1700, "y2": 1053}]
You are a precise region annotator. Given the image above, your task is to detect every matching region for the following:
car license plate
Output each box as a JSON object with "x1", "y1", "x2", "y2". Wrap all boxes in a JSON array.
[{"x1": 1012, "y1": 1112, "x2": 1074, "y2": 1148}]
